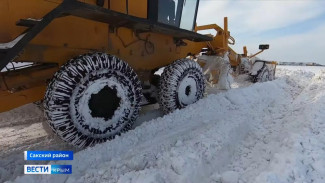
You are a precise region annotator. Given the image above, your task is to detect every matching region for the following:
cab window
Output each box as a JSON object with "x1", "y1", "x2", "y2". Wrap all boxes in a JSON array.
[
  {"x1": 158, "y1": 0, "x2": 177, "y2": 26},
  {"x1": 157, "y1": 0, "x2": 199, "y2": 30},
  {"x1": 179, "y1": 0, "x2": 198, "y2": 30}
]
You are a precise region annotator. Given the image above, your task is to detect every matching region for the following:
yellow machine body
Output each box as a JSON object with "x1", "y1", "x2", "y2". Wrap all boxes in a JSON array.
[{"x1": 0, "y1": 0, "x2": 245, "y2": 112}]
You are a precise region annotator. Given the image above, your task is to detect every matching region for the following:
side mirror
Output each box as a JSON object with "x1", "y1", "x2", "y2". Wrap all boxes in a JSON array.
[{"x1": 259, "y1": 44, "x2": 269, "y2": 50}]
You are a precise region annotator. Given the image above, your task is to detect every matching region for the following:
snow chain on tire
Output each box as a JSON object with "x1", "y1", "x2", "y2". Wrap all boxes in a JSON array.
[
  {"x1": 44, "y1": 53, "x2": 142, "y2": 148},
  {"x1": 255, "y1": 66, "x2": 270, "y2": 83},
  {"x1": 159, "y1": 59, "x2": 205, "y2": 114}
]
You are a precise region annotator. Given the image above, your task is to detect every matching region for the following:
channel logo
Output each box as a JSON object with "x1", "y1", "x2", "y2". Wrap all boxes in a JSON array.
[{"x1": 24, "y1": 165, "x2": 72, "y2": 174}]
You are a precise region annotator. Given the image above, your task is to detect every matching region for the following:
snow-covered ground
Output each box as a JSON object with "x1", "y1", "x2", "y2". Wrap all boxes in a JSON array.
[
  {"x1": 277, "y1": 65, "x2": 325, "y2": 73},
  {"x1": 1, "y1": 66, "x2": 325, "y2": 183}
]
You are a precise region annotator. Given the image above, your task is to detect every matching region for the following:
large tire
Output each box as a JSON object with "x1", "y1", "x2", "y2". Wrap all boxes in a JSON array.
[
  {"x1": 258, "y1": 67, "x2": 270, "y2": 82},
  {"x1": 44, "y1": 53, "x2": 142, "y2": 148},
  {"x1": 159, "y1": 59, "x2": 205, "y2": 113},
  {"x1": 252, "y1": 66, "x2": 270, "y2": 83}
]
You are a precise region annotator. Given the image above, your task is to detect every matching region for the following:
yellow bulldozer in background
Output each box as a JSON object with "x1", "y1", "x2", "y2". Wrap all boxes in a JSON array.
[{"x1": 0, "y1": 0, "x2": 276, "y2": 147}]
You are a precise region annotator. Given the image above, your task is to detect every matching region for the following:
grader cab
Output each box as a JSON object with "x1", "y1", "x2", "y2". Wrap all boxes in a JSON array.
[{"x1": 0, "y1": 0, "x2": 275, "y2": 147}]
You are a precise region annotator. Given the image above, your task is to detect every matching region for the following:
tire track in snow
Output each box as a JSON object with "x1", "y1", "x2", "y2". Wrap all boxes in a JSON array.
[{"x1": 0, "y1": 103, "x2": 162, "y2": 182}]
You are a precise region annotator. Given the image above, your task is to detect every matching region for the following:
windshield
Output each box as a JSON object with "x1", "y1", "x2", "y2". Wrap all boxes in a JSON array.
[{"x1": 158, "y1": 0, "x2": 199, "y2": 30}]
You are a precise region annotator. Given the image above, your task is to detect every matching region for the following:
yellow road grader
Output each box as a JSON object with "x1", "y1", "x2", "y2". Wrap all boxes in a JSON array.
[{"x1": 0, "y1": 0, "x2": 276, "y2": 147}]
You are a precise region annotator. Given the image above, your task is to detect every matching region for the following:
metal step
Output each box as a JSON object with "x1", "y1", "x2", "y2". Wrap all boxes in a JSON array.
[
  {"x1": 0, "y1": 33, "x2": 26, "y2": 50},
  {"x1": 16, "y1": 18, "x2": 41, "y2": 28},
  {"x1": 0, "y1": 53, "x2": 5, "y2": 61}
]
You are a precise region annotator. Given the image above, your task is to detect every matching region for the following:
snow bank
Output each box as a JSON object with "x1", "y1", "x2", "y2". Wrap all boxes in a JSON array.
[
  {"x1": 14, "y1": 70, "x2": 300, "y2": 183},
  {"x1": 252, "y1": 70, "x2": 325, "y2": 183},
  {"x1": 277, "y1": 65, "x2": 325, "y2": 74},
  {"x1": 3, "y1": 66, "x2": 325, "y2": 183}
]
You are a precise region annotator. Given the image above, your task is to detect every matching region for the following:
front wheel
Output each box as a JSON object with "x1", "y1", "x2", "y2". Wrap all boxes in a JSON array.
[
  {"x1": 251, "y1": 66, "x2": 271, "y2": 83},
  {"x1": 158, "y1": 59, "x2": 205, "y2": 114},
  {"x1": 44, "y1": 53, "x2": 142, "y2": 148},
  {"x1": 258, "y1": 67, "x2": 271, "y2": 82}
]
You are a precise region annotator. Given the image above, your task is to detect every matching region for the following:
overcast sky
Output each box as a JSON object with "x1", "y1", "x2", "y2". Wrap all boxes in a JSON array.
[{"x1": 196, "y1": 0, "x2": 325, "y2": 64}]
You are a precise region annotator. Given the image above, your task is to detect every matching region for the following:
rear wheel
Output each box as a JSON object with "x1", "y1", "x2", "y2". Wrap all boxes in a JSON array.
[
  {"x1": 44, "y1": 53, "x2": 142, "y2": 148},
  {"x1": 158, "y1": 59, "x2": 205, "y2": 113}
]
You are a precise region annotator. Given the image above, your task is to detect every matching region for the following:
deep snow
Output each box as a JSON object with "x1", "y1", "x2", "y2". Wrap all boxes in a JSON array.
[{"x1": 0, "y1": 66, "x2": 325, "y2": 183}]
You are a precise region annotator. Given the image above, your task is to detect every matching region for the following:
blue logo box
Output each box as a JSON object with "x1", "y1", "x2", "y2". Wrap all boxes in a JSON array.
[
  {"x1": 24, "y1": 165, "x2": 72, "y2": 174},
  {"x1": 51, "y1": 165, "x2": 72, "y2": 174},
  {"x1": 24, "y1": 151, "x2": 73, "y2": 161}
]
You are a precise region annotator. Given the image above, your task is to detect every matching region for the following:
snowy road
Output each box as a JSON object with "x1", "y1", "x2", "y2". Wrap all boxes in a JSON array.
[{"x1": 1, "y1": 66, "x2": 325, "y2": 183}]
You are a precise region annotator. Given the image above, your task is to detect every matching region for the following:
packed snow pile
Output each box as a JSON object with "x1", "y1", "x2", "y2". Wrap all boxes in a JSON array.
[{"x1": 1, "y1": 66, "x2": 325, "y2": 183}]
